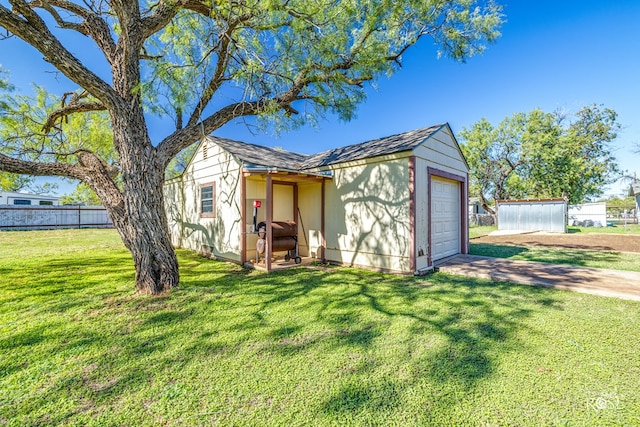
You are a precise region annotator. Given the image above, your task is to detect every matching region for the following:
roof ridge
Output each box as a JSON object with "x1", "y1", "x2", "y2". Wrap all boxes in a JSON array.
[
  {"x1": 299, "y1": 123, "x2": 446, "y2": 169},
  {"x1": 202, "y1": 123, "x2": 447, "y2": 171}
]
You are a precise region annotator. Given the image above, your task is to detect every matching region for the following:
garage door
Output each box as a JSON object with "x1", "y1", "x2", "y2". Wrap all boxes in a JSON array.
[{"x1": 431, "y1": 177, "x2": 460, "y2": 261}]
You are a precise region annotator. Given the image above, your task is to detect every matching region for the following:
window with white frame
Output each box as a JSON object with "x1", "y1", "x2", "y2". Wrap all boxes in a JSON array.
[{"x1": 200, "y1": 182, "x2": 215, "y2": 218}]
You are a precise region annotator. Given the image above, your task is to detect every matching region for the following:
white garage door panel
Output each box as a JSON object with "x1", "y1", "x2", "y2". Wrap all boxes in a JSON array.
[{"x1": 431, "y1": 178, "x2": 460, "y2": 261}]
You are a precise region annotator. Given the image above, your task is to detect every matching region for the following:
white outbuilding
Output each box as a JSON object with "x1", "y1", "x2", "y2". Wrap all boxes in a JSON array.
[
  {"x1": 164, "y1": 123, "x2": 469, "y2": 274},
  {"x1": 0, "y1": 191, "x2": 59, "y2": 206}
]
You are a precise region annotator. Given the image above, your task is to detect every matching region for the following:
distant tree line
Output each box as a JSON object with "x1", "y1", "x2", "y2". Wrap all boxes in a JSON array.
[{"x1": 460, "y1": 105, "x2": 621, "y2": 214}]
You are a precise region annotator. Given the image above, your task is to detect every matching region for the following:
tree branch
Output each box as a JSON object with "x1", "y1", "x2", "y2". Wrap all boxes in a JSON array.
[
  {"x1": 186, "y1": 16, "x2": 244, "y2": 127},
  {"x1": 43, "y1": 100, "x2": 107, "y2": 133},
  {"x1": 140, "y1": 0, "x2": 181, "y2": 39},
  {"x1": 0, "y1": 2, "x2": 119, "y2": 108},
  {"x1": 157, "y1": 100, "x2": 263, "y2": 165},
  {"x1": 0, "y1": 149, "x2": 123, "y2": 208},
  {"x1": 141, "y1": 0, "x2": 214, "y2": 39},
  {"x1": 10, "y1": 0, "x2": 48, "y2": 31},
  {"x1": 159, "y1": 71, "x2": 320, "y2": 165},
  {"x1": 181, "y1": 0, "x2": 213, "y2": 17},
  {"x1": 32, "y1": 0, "x2": 118, "y2": 63},
  {"x1": 0, "y1": 150, "x2": 81, "y2": 179},
  {"x1": 140, "y1": 0, "x2": 221, "y2": 39}
]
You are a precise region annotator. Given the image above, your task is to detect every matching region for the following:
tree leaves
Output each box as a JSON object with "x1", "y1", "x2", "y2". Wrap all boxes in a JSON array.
[
  {"x1": 0, "y1": 1, "x2": 505, "y2": 292},
  {"x1": 460, "y1": 105, "x2": 622, "y2": 207},
  {"x1": 137, "y1": 0, "x2": 504, "y2": 136},
  {"x1": 0, "y1": 84, "x2": 114, "y2": 166},
  {"x1": 58, "y1": 182, "x2": 101, "y2": 205}
]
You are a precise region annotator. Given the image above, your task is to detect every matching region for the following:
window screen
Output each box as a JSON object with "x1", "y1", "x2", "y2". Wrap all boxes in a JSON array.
[{"x1": 200, "y1": 183, "x2": 215, "y2": 217}]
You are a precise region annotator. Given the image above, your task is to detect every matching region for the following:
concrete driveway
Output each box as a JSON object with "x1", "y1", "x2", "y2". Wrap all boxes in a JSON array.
[{"x1": 435, "y1": 255, "x2": 640, "y2": 302}]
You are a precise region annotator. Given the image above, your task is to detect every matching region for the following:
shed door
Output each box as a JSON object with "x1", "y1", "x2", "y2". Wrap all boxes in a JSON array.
[{"x1": 431, "y1": 177, "x2": 460, "y2": 261}]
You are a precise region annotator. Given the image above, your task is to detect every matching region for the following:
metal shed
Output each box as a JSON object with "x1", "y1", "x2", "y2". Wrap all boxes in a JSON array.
[{"x1": 497, "y1": 199, "x2": 567, "y2": 233}]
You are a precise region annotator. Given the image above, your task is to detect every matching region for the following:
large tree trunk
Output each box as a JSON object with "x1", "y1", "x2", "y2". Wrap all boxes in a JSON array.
[
  {"x1": 118, "y1": 185, "x2": 179, "y2": 295},
  {"x1": 106, "y1": 100, "x2": 180, "y2": 294},
  {"x1": 105, "y1": 171, "x2": 180, "y2": 294},
  {"x1": 98, "y1": 140, "x2": 180, "y2": 294},
  {"x1": 79, "y1": 146, "x2": 180, "y2": 294}
]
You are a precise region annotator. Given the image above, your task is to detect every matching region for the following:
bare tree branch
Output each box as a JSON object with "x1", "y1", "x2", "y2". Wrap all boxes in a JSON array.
[
  {"x1": 186, "y1": 14, "x2": 252, "y2": 127},
  {"x1": 43, "y1": 100, "x2": 107, "y2": 132},
  {"x1": 140, "y1": 0, "x2": 181, "y2": 39},
  {"x1": 0, "y1": 2, "x2": 119, "y2": 108},
  {"x1": 31, "y1": 0, "x2": 117, "y2": 62},
  {"x1": 0, "y1": 149, "x2": 81, "y2": 178},
  {"x1": 159, "y1": 72, "x2": 316, "y2": 165},
  {"x1": 181, "y1": 0, "x2": 213, "y2": 17}
]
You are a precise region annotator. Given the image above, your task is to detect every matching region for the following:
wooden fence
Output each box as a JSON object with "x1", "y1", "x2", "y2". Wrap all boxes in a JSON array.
[{"x1": 0, "y1": 205, "x2": 113, "y2": 230}]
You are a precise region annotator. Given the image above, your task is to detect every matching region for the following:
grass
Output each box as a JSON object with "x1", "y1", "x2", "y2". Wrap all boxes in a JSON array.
[
  {"x1": 470, "y1": 243, "x2": 640, "y2": 272},
  {"x1": 568, "y1": 223, "x2": 640, "y2": 234},
  {"x1": 471, "y1": 224, "x2": 640, "y2": 238},
  {"x1": 469, "y1": 225, "x2": 497, "y2": 238},
  {"x1": 2, "y1": 229, "x2": 640, "y2": 426},
  {"x1": 469, "y1": 223, "x2": 640, "y2": 271}
]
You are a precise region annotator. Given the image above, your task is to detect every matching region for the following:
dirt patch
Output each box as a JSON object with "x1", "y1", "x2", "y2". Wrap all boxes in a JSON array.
[
  {"x1": 473, "y1": 232, "x2": 640, "y2": 253},
  {"x1": 437, "y1": 254, "x2": 640, "y2": 301}
]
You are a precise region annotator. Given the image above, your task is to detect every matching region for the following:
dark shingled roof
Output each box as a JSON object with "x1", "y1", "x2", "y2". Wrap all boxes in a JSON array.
[
  {"x1": 299, "y1": 124, "x2": 445, "y2": 169},
  {"x1": 204, "y1": 123, "x2": 446, "y2": 172},
  {"x1": 206, "y1": 136, "x2": 309, "y2": 170}
]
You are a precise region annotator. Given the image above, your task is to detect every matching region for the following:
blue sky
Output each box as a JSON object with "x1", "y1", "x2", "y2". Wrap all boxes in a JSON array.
[{"x1": 1, "y1": 0, "x2": 639, "y2": 197}]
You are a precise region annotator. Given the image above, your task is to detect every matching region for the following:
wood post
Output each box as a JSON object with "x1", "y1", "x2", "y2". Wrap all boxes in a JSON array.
[
  {"x1": 240, "y1": 174, "x2": 246, "y2": 265},
  {"x1": 266, "y1": 174, "x2": 273, "y2": 271}
]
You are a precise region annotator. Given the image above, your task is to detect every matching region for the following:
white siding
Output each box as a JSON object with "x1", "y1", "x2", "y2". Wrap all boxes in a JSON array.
[
  {"x1": 323, "y1": 158, "x2": 411, "y2": 273},
  {"x1": 164, "y1": 179, "x2": 185, "y2": 246},
  {"x1": 413, "y1": 127, "x2": 468, "y2": 177},
  {"x1": 297, "y1": 182, "x2": 323, "y2": 258},
  {"x1": 164, "y1": 141, "x2": 243, "y2": 261},
  {"x1": 0, "y1": 191, "x2": 59, "y2": 206}
]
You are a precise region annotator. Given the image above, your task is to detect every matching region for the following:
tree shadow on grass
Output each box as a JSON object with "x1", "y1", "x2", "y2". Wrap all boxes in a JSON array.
[
  {"x1": 2, "y1": 253, "x2": 133, "y2": 304},
  {"x1": 2, "y1": 253, "x2": 566, "y2": 425},
  {"x1": 174, "y1": 265, "x2": 564, "y2": 417},
  {"x1": 312, "y1": 273, "x2": 557, "y2": 415}
]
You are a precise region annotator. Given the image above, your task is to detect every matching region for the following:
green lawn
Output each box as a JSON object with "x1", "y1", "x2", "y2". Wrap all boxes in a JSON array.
[
  {"x1": 2, "y1": 229, "x2": 640, "y2": 426},
  {"x1": 470, "y1": 243, "x2": 640, "y2": 272},
  {"x1": 470, "y1": 224, "x2": 640, "y2": 238},
  {"x1": 569, "y1": 223, "x2": 640, "y2": 234},
  {"x1": 469, "y1": 225, "x2": 497, "y2": 238}
]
